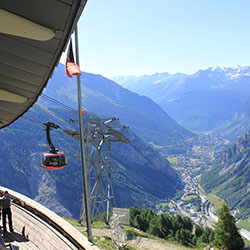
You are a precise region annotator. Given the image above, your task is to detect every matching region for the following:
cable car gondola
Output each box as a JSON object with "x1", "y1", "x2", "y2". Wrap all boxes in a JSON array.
[{"x1": 41, "y1": 122, "x2": 68, "y2": 170}]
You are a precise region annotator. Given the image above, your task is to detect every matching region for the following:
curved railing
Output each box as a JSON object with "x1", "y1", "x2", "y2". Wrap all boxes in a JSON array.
[{"x1": 0, "y1": 186, "x2": 99, "y2": 250}]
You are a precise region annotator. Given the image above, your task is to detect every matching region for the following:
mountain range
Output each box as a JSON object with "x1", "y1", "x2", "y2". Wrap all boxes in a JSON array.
[
  {"x1": 1, "y1": 61, "x2": 197, "y2": 218},
  {"x1": 42, "y1": 64, "x2": 193, "y2": 154},
  {"x1": 2, "y1": 62, "x2": 250, "y2": 221},
  {"x1": 114, "y1": 66, "x2": 250, "y2": 133}
]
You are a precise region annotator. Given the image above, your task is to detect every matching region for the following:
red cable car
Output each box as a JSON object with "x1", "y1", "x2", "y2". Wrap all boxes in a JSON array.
[
  {"x1": 41, "y1": 151, "x2": 68, "y2": 170},
  {"x1": 41, "y1": 122, "x2": 68, "y2": 170}
]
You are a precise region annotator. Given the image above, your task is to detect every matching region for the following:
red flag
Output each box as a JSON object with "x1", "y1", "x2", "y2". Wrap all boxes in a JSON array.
[{"x1": 65, "y1": 39, "x2": 81, "y2": 77}]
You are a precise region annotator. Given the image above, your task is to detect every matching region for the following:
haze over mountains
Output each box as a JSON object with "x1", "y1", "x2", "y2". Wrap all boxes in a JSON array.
[{"x1": 114, "y1": 66, "x2": 250, "y2": 134}]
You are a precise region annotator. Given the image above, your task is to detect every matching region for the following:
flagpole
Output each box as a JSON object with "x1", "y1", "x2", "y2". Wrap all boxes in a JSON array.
[{"x1": 74, "y1": 24, "x2": 92, "y2": 242}]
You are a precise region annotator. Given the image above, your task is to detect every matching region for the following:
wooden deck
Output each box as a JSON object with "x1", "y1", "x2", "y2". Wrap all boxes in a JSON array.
[{"x1": 0, "y1": 187, "x2": 99, "y2": 250}]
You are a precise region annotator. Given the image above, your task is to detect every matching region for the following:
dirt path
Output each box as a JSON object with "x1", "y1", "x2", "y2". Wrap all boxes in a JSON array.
[
  {"x1": 128, "y1": 237, "x2": 188, "y2": 250},
  {"x1": 90, "y1": 228, "x2": 189, "y2": 250}
]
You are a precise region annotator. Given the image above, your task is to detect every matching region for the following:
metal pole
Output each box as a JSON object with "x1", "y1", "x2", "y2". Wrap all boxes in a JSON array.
[
  {"x1": 74, "y1": 25, "x2": 92, "y2": 242},
  {"x1": 106, "y1": 139, "x2": 111, "y2": 224},
  {"x1": 106, "y1": 184, "x2": 110, "y2": 223}
]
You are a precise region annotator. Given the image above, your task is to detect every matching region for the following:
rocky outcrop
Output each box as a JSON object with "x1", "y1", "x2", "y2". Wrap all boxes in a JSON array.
[{"x1": 220, "y1": 130, "x2": 250, "y2": 164}]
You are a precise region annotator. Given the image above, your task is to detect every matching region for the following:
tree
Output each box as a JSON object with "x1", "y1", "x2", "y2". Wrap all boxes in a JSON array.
[
  {"x1": 140, "y1": 208, "x2": 157, "y2": 232},
  {"x1": 195, "y1": 224, "x2": 204, "y2": 237},
  {"x1": 129, "y1": 207, "x2": 140, "y2": 227},
  {"x1": 213, "y1": 202, "x2": 244, "y2": 250},
  {"x1": 148, "y1": 216, "x2": 162, "y2": 237}
]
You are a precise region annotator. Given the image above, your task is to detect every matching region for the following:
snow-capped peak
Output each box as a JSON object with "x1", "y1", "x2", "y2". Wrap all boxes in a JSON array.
[{"x1": 211, "y1": 65, "x2": 221, "y2": 72}]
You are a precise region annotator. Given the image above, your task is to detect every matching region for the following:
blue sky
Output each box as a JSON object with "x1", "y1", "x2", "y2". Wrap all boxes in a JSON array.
[{"x1": 63, "y1": 0, "x2": 250, "y2": 78}]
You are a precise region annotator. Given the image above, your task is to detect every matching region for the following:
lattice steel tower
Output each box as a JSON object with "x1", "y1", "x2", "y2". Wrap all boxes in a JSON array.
[{"x1": 64, "y1": 117, "x2": 129, "y2": 224}]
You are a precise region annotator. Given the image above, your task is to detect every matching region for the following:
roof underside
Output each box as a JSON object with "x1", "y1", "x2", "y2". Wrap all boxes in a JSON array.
[{"x1": 0, "y1": 0, "x2": 87, "y2": 129}]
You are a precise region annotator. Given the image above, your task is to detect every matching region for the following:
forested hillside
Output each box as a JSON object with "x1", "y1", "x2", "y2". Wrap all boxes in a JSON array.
[
  {"x1": 0, "y1": 104, "x2": 179, "y2": 218},
  {"x1": 201, "y1": 131, "x2": 250, "y2": 219},
  {"x1": 129, "y1": 207, "x2": 214, "y2": 247}
]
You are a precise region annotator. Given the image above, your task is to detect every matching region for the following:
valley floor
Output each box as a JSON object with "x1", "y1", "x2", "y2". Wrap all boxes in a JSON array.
[{"x1": 164, "y1": 132, "x2": 250, "y2": 242}]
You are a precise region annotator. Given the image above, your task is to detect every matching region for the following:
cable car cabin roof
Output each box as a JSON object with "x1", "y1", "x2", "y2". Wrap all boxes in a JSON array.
[
  {"x1": 43, "y1": 151, "x2": 65, "y2": 157},
  {"x1": 0, "y1": 0, "x2": 87, "y2": 129}
]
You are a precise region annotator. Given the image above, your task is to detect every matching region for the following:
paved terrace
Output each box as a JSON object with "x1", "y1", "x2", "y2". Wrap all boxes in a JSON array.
[{"x1": 0, "y1": 187, "x2": 99, "y2": 250}]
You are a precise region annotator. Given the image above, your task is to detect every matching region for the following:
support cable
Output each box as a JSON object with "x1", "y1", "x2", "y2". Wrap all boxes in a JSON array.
[{"x1": 40, "y1": 94, "x2": 78, "y2": 114}]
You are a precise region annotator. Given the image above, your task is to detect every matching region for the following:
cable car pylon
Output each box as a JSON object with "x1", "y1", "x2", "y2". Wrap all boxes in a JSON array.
[{"x1": 64, "y1": 117, "x2": 129, "y2": 226}]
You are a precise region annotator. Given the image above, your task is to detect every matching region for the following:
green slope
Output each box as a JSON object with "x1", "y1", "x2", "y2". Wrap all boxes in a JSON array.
[{"x1": 200, "y1": 131, "x2": 250, "y2": 219}]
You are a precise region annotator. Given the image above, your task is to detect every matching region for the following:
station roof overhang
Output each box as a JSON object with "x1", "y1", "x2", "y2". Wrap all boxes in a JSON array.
[{"x1": 0, "y1": 0, "x2": 88, "y2": 129}]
